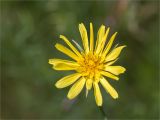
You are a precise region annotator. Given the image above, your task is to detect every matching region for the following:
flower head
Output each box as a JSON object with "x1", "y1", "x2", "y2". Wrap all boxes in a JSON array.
[{"x1": 49, "y1": 23, "x2": 126, "y2": 106}]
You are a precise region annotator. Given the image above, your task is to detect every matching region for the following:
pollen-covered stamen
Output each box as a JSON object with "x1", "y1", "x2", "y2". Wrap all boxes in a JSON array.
[{"x1": 78, "y1": 53, "x2": 104, "y2": 80}]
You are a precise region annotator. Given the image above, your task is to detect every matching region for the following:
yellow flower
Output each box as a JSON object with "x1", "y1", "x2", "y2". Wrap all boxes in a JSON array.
[{"x1": 49, "y1": 23, "x2": 126, "y2": 106}]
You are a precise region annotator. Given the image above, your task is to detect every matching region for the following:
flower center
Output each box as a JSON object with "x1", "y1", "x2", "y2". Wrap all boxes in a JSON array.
[{"x1": 78, "y1": 53, "x2": 103, "y2": 80}]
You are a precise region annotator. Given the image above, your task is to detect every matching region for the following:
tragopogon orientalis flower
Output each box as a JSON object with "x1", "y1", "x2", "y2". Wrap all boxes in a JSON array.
[{"x1": 49, "y1": 23, "x2": 126, "y2": 106}]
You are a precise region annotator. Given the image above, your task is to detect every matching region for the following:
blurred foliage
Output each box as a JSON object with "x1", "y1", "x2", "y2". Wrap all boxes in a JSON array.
[{"x1": 0, "y1": 0, "x2": 159, "y2": 119}]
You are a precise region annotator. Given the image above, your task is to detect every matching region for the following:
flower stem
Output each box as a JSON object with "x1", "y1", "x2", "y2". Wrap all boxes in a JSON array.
[{"x1": 99, "y1": 106, "x2": 108, "y2": 120}]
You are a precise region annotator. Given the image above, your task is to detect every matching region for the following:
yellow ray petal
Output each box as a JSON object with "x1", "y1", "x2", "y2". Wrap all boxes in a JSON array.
[
  {"x1": 100, "y1": 77, "x2": 118, "y2": 99},
  {"x1": 101, "y1": 71, "x2": 119, "y2": 81},
  {"x1": 98, "y1": 28, "x2": 110, "y2": 55},
  {"x1": 55, "y1": 43, "x2": 79, "y2": 61},
  {"x1": 95, "y1": 27, "x2": 110, "y2": 55},
  {"x1": 55, "y1": 73, "x2": 81, "y2": 88},
  {"x1": 104, "y1": 58, "x2": 118, "y2": 66},
  {"x1": 105, "y1": 45, "x2": 126, "y2": 62},
  {"x1": 90, "y1": 23, "x2": 94, "y2": 52},
  {"x1": 60, "y1": 35, "x2": 82, "y2": 57},
  {"x1": 85, "y1": 78, "x2": 93, "y2": 98},
  {"x1": 93, "y1": 82, "x2": 102, "y2": 106},
  {"x1": 95, "y1": 25, "x2": 105, "y2": 54},
  {"x1": 102, "y1": 32, "x2": 117, "y2": 57},
  {"x1": 49, "y1": 59, "x2": 80, "y2": 70},
  {"x1": 86, "y1": 78, "x2": 92, "y2": 90},
  {"x1": 79, "y1": 23, "x2": 89, "y2": 53},
  {"x1": 67, "y1": 77, "x2": 86, "y2": 99},
  {"x1": 103, "y1": 65, "x2": 126, "y2": 75}
]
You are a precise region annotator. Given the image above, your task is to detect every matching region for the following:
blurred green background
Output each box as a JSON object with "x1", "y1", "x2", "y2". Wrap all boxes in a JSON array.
[{"x1": 1, "y1": 0, "x2": 159, "y2": 119}]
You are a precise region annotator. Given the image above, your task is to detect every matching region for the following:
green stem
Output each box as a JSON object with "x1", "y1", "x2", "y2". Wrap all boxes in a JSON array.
[{"x1": 99, "y1": 106, "x2": 108, "y2": 120}]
